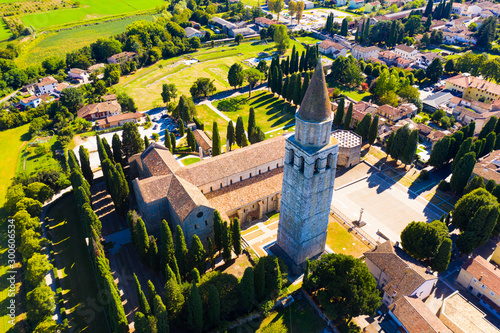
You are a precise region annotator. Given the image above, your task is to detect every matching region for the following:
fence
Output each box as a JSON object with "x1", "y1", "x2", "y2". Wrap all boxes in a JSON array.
[
  {"x1": 300, "y1": 289, "x2": 340, "y2": 333},
  {"x1": 330, "y1": 207, "x2": 378, "y2": 247}
]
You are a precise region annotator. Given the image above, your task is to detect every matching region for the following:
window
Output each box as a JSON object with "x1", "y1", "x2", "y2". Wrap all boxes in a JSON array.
[
  {"x1": 220, "y1": 183, "x2": 222, "y2": 188},
  {"x1": 240, "y1": 176, "x2": 243, "y2": 181},
  {"x1": 210, "y1": 186, "x2": 213, "y2": 192},
  {"x1": 481, "y1": 284, "x2": 486, "y2": 289},
  {"x1": 194, "y1": 224, "x2": 198, "y2": 230},
  {"x1": 473, "y1": 277, "x2": 478, "y2": 283},
  {"x1": 249, "y1": 173, "x2": 252, "y2": 178},
  {"x1": 469, "y1": 286, "x2": 474, "y2": 292},
  {"x1": 268, "y1": 166, "x2": 270, "y2": 171},
  {"x1": 230, "y1": 179, "x2": 233, "y2": 185},
  {"x1": 276, "y1": 163, "x2": 279, "y2": 168},
  {"x1": 205, "y1": 220, "x2": 208, "y2": 226},
  {"x1": 197, "y1": 212, "x2": 204, "y2": 218},
  {"x1": 259, "y1": 170, "x2": 261, "y2": 175},
  {"x1": 490, "y1": 291, "x2": 495, "y2": 297}
]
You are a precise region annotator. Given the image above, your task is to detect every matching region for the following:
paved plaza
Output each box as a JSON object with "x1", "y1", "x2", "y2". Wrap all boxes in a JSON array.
[{"x1": 332, "y1": 163, "x2": 444, "y2": 242}]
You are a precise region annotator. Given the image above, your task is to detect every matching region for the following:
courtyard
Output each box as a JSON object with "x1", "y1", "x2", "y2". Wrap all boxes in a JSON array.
[{"x1": 331, "y1": 162, "x2": 444, "y2": 242}]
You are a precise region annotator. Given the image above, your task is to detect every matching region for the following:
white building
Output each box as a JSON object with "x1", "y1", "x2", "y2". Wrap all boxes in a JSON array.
[
  {"x1": 394, "y1": 44, "x2": 418, "y2": 60},
  {"x1": 351, "y1": 45, "x2": 380, "y2": 61},
  {"x1": 185, "y1": 27, "x2": 204, "y2": 39},
  {"x1": 34, "y1": 76, "x2": 58, "y2": 96},
  {"x1": 318, "y1": 40, "x2": 348, "y2": 58},
  {"x1": 68, "y1": 68, "x2": 89, "y2": 82}
]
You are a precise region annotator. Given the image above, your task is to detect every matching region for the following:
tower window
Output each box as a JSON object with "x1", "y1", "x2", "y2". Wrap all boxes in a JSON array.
[
  {"x1": 240, "y1": 176, "x2": 243, "y2": 181},
  {"x1": 259, "y1": 169, "x2": 261, "y2": 175},
  {"x1": 230, "y1": 179, "x2": 233, "y2": 185},
  {"x1": 194, "y1": 224, "x2": 198, "y2": 230},
  {"x1": 220, "y1": 183, "x2": 222, "y2": 188},
  {"x1": 210, "y1": 186, "x2": 213, "y2": 192},
  {"x1": 197, "y1": 212, "x2": 203, "y2": 218},
  {"x1": 268, "y1": 166, "x2": 270, "y2": 171},
  {"x1": 250, "y1": 173, "x2": 252, "y2": 178},
  {"x1": 205, "y1": 220, "x2": 208, "y2": 226}
]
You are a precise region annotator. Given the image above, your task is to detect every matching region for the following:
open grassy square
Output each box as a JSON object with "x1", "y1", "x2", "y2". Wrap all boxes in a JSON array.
[
  {"x1": 327, "y1": 216, "x2": 371, "y2": 258},
  {"x1": 214, "y1": 91, "x2": 297, "y2": 137},
  {"x1": 195, "y1": 104, "x2": 229, "y2": 141}
]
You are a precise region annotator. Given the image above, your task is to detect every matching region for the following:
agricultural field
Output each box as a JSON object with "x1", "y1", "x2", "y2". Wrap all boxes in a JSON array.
[
  {"x1": 116, "y1": 39, "x2": 308, "y2": 110},
  {"x1": 0, "y1": 124, "x2": 30, "y2": 333},
  {"x1": 15, "y1": 14, "x2": 154, "y2": 68},
  {"x1": 19, "y1": 0, "x2": 163, "y2": 30}
]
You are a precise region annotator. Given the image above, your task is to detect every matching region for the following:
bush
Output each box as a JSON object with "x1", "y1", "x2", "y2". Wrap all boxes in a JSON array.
[
  {"x1": 419, "y1": 169, "x2": 429, "y2": 180},
  {"x1": 260, "y1": 300, "x2": 274, "y2": 316},
  {"x1": 438, "y1": 180, "x2": 451, "y2": 192},
  {"x1": 217, "y1": 95, "x2": 247, "y2": 112}
]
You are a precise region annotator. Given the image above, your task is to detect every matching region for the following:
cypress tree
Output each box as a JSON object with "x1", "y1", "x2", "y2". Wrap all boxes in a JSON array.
[
  {"x1": 254, "y1": 260, "x2": 265, "y2": 301},
  {"x1": 79, "y1": 145, "x2": 93, "y2": 185},
  {"x1": 111, "y1": 133, "x2": 122, "y2": 165},
  {"x1": 102, "y1": 137, "x2": 114, "y2": 163},
  {"x1": 96, "y1": 134, "x2": 108, "y2": 164},
  {"x1": 187, "y1": 281, "x2": 203, "y2": 332},
  {"x1": 147, "y1": 280, "x2": 156, "y2": 312},
  {"x1": 483, "y1": 132, "x2": 496, "y2": 156},
  {"x1": 232, "y1": 218, "x2": 241, "y2": 256},
  {"x1": 235, "y1": 116, "x2": 245, "y2": 147},
  {"x1": 287, "y1": 73, "x2": 296, "y2": 102},
  {"x1": 149, "y1": 235, "x2": 159, "y2": 270},
  {"x1": 68, "y1": 149, "x2": 80, "y2": 172},
  {"x1": 170, "y1": 132, "x2": 176, "y2": 152},
  {"x1": 355, "y1": 25, "x2": 360, "y2": 42},
  {"x1": 402, "y1": 130, "x2": 418, "y2": 166},
  {"x1": 212, "y1": 122, "x2": 221, "y2": 156},
  {"x1": 208, "y1": 238, "x2": 215, "y2": 270},
  {"x1": 213, "y1": 210, "x2": 223, "y2": 251},
  {"x1": 430, "y1": 238, "x2": 452, "y2": 273},
  {"x1": 341, "y1": 18, "x2": 348, "y2": 36},
  {"x1": 299, "y1": 51, "x2": 306, "y2": 72},
  {"x1": 463, "y1": 176, "x2": 484, "y2": 195},
  {"x1": 164, "y1": 265, "x2": 185, "y2": 319},
  {"x1": 479, "y1": 116, "x2": 497, "y2": 140},
  {"x1": 175, "y1": 225, "x2": 189, "y2": 277},
  {"x1": 368, "y1": 115, "x2": 379, "y2": 145},
  {"x1": 293, "y1": 73, "x2": 302, "y2": 105},
  {"x1": 226, "y1": 121, "x2": 236, "y2": 151},
  {"x1": 248, "y1": 107, "x2": 256, "y2": 138},
  {"x1": 450, "y1": 152, "x2": 477, "y2": 194},
  {"x1": 386, "y1": 131, "x2": 395, "y2": 157},
  {"x1": 134, "y1": 273, "x2": 151, "y2": 314},
  {"x1": 155, "y1": 296, "x2": 169, "y2": 333},
  {"x1": 290, "y1": 45, "x2": 297, "y2": 74},
  {"x1": 160, "y1": 219, "x2": 175, "y2": 276},
  {"x1": 355, "y1": 114, "x2": 372, "y2": 140},
  {"x1": 276, "y1": 68, "x2": 283, "y2": 96},
  {"x1": 271, "y1": 66, "x2": 279, "y2": 93},
  {"x1": 188, "y1": 128, "x2": 196, "y2": 152},
  {"x1": 283, "y1": 75, "x2": 289, "y2": 98},
  {"x1": 136, "y1": 218, "x2": 150, "y2": 260},
  {"x1": 344, "y1": 102, "x2": 353, "y2": 130},
  {"x1": 304, "y1": 258, "x2": 310, "y2": 286},
  {"x1": 424, "y1": 0, "x2": 433, "y2": 17},
  {"x1": 191, "y1": 268, "x2": 200, "y2": 283},
  {"x1": 334, "y1": 98, "x2": 345, "y2": 127},
  {"x1": 144, "y1": 135, "x2": 150, "y2": 150},
  {"x1": 452, "y1": 137, "x2": 472, "y2": 172},
  {"x1": 221, "y1": 221, "x2": 232, "y2": 262},
  {"x1": 239, "y1": 267, "x2": 255, "y2": 313},
  {"x1": 207, "y1": 284, "x2": 220, "y2": 328},
  {"x1": 134, "y1": 312, "x2": 149, "y2": 333},
  {"x1": 363, "y1": 20, "x2": 370, "y2": 45},
  {"x1": 179, "y1": 119, "x2": 185, "y2": 137},
  {"x1": 486, "y1": 179, "x2": 496, "y2": 193},
  {"x1": 171, "y1": 256, "x2": 181, "y2": 285},
  {"x1": 189, "y1": 235, "x2": 206, "y2": 274},
  {"x1": 300, "y1": 71, "x2": 309, "y2": 103},
  {"x1": 267, "y1": 66, "x2": 273, "y2": 90}
]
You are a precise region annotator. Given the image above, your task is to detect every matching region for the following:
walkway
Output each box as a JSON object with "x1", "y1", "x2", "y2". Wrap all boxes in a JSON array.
[{"x1": 0, "y1": 89, "x2": 19, "y2": 105}]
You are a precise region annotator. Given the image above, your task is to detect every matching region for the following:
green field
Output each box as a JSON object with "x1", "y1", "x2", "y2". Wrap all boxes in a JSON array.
[
  {"x1": 326, "y1": 219, "x2": 371, "y2": 258},
  {"x1": 47, "y1": 194, "x2": 108, "y2": 333},
  {"x1": 195, "y1": 104, "x2": 229, "y2": 141},
  {"x1": 328, "y1": 81, "x2": 371, "y2": 102},
  {"x1": 20, "y1": 0, "x2": 162, "y2": 30},
  {"x1": 0, "y1": 124, "x2": 30, "y2": 333},
  {"x1": 117, "y1": 40, "x2": 307, "y2": 110},
  {"x1": 16, "y1": 136, "x2": 61, "y2": 175},
  {"x1": 16, "y1": 14, "x2": 154, "y2": 68},
  {"x1": 214, "y1": 91, "x2": 297, "y2": 136},
  {"x1": 0, "y1": 20, "x2": 12, "y2": 41},
  {"x1": 181, "y1": 156, "x2": 200, "y2": 165},
  {"x1": 294, "y1": 36, "x2": 322, "y2": 45}
]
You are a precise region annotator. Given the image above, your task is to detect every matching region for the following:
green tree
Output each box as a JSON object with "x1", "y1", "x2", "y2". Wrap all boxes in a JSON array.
[
  {"x1": 248, "y1": 107, "x2": 256, "y2": 139},
  {"x1": 231, "y1": 218, "x2": 242, "y2": 256},
  {"x1": 179, "y1": 119, "x2": 185, "y2": 137},
  {"x1": 343, "y1": 102, "x2": 353, "y2": 130},
  {"x1": 136, "y1": 218, "x2": 150, "y2": 261},
  {"x1": 175, "y1": 225, "x2": 189, "y2": 277},
  {"x1": 385, "y1": 131, "x2": 395, "y2": 157},
  {"x1": 122, "y1": 122, "x2": 144, "y2": 157},
  {"x1": 213, "y1": 210, "x2": 223, "y2": 251},
  {"x1": 334, "y1": 98, "x2": 345, "y2": 127},
  {"x1": 189, "y1": 235, "x2": 206, "y2": 274},
  {"x1": 452, "y1": 137, "x2": 472, "y2": 172},
  {"x1": 164, "y1": 265, "x2": 185, "y2": 318},
  {"x1": 390, "y1": 124, "x2": 411, "y2": 162},
  {"x1": 227, "y1": 121, "x2": 236, "y2": 151},
  {"x1": 482, "y1": 132, "x2": 496, "y2": 156},
  {"x1": 212, "y1": 122, "x2": 221, "y2": 156},
  {"x1": 479, "y1": 116, "x2": 497, "y2": 140},
  {"x1": 401, "y1": 220, "x2": 448, "y2": 261},
  {"x1": 187, "y1": 128, "x2": 196, "y2": 152},
  {"x1": 424, "y1": 0, "x2": 433, "y2": 16},
  {"x1": 170, "y1": 133, "x2": 176, "y2": 152},
  {"x1": 243, "y1": 68, "x2": 265, "y2": 97},
  {"x1": 464, "y1": 176, "x2": 485, "y2": 195},
  {"x1": 207, "y1": 284, "x2": 220, "y2": 328},
  {"x1": 341, "y1": 18, "x2": 348, "y2": 36},
  {"x1": 26, "y1": 253, "x2": 53, "y2": 288},
  {"x1": 428, "y1": 136, "x2": 451, "y2": 168},
  {"x1": 401, "y1": 130, "x2": 418, "y2": 166},
  {"x1": 164, "y1": 128, "x2": 172, "y2": 152},
  {"x1": 450, "y1": 152, "x2": 477, "y2": 194},
  {"x1": 192, "y1": 268, "x2": 201, "y2": 283},
  {"x1": 111, "y1": 134, "x2": 122, "y2": 165},
  {"x1": 304, "y1": 254, "x2": 381, "y2": 322},
  {"x1": 144, "y1": 135, "x2": 150, "y2": 150},
  {"x1": 368, "y1": 115, "x2": 379, "y2": 145},
  {"x1": 160, "y1": 219, "x2": 177, "y2": 279},
  {"x1": 134, "y1": 273, "x2": 151, "y2": 314},
  {"x1": 60, "y1": 87, "x2": 83, "y2": 114},
  {"x1": 239, "y1": 267, "x2": 255, "y2": 313},
  {"x1": 235, "y1": 116, "x2": 245, "y2": 147},
  {"x1": 67, "y1": 149, "x2": 80, "y2": 173},
  {"x1": 254, "y1": 259, "x2": 266, "y2": 301},
  {"x1": 155, "y1": 297, "x2": 169, "y2": 333},
  {"x1": 228, "y1": 63, "x2": 244, "y2": 88},
  {"x1": 249, "y1": 126, "x2": 265, "y2": 144},
  {"x1": 355, "y1": 114, "x2": 372, "y2": 141},
  {"x1": 187, "y1": 281, "x2": 203, "y2": 332},
  {"x1": 26, "y1": 285, "x2": 55, "y2": 325},
  {"x1": 426, "y1": 58, "x2": 443, "y2": 83},
  {"x1": 190, "y1": 77, "x2": 216, "y2": 99},
  {"x1": 134, "y1": 312, "x2": 149, "y2": 333},
  {"x1": 273, "y1": 24, "x2": 290, "y2": 53},
  {"x1": 221, "y1": 221, "x2": 232, "y2": 262},
  {"x1": 161, "y1": 83, "x2": 178, "y2": 104},
  {"x1": 431, "y1": 238, "x2": 452, "y2": 272},
  {"x1": 444, "y1": 59, "x2": 455, "y2": 74}
]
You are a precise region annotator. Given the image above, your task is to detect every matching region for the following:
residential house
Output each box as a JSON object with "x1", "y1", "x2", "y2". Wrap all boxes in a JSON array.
[
  {"x1": 352, "y1": 45, "x2": 380, "y2": 61},
  {"x1": 453, "y1": 105, "x2": 500, "y2": 134},
  {"x1": 53, "y1": 82, "x2": 69, "y2": 97},
  {"x1": 394, "y1": 44, "x2": 418, "y2": 60},
  {"x1": 19, "y1": 95, "x2": 42, "y2": 109},
  {"x1": 466, "y1": 4, "x2": 483, "y2": 16},
  {"x1": 193, "y1": 129, "x2": 213, "y2": 157},
  {"x1": 107, "y1": 52, "x2": 137, "y2": 64},
  {"x1": 88, "y1": 63, "x2": 106, "y2": 72},
  {"x1": 95, "y1": 112, "x2": 145, "y2": 130},
  {"x1": 354, "y1": 100, "x2": 379, "y2": 115},
  {"x1": 303, "y1": 0, "x2": 314, "y2": 9},
  {"x1": 190, "y1": 21, "x2": 201, "y2": 29},
  {"x1": 377, "y1": 104, "x2": 417, "y2": 124},
  {"x1": 318, "y1": 40, "x2": 348, "y2": 58},
  {"x1": 255, "y1": 17, "x2": 281, "y2": 28},
  {"x1": 426, "y1": 130, "x2": 448, "y2": 148},
  {"x1": 185, "y1": 27, "x2": 204, "y2": 39},
  {"x1": 388, "y1": 296, "x2": 452, "y2": 333},
  {"x1": 438, "y1": 291, "x2": 500, "y2": 333},
  {"x1": 349, "y1": 0, "x2": 364, "y2": 9},
  {"x1": 378, "y1": 51, "x2": 399, "y2": 66},
  {"x1": 21, "y1": 83, "x2": 36, "y2": 95},
  {"x1": 394, "y1": 57, "x2": 413, "y2": 68},
  {"x1": 456, "y1": 255, "x2": 500, "y2": 319},
  {"x1": 77, "y1": 100, "x2": 122, "y2": 121},
  {"x1": 68, "y1": 68, "x2": 89, "y2": 82},
  {"x1": 415, "y1": 52, "x2": 445, "y2": 69},
  {"x1": 211, "y1": 17, "x2": 238, "y2": 34},
  {"x1": 416, "y1": 123, "x2": 432, "y2": 140},
  {"x1": 364, "y1": 241, "x2": 438, "y2": 306},
  {"x1": 471, "y1": 150, "x2": 500, "y2": 184},
  {"x1": 445, "y1": 74, "x2": 500, "y2": 103},
  {"x1": 422, "y1": 91, "x2": 454, "y2": 111},
  {"x1": 102, "y1": 94, "x2": 117, "y2": 102},
  {"x1": 452, "y1": 2, "x2": 467, "y2": 15},
  {"x1": 365, "y1": 1, "x2": 381, "y2": 12},
  {"x1": 229, "y1": 26, "x2": 256, "y2": 37},
  {"x1": 35, "y1": 76, "x2": 58, "y2": 96}
]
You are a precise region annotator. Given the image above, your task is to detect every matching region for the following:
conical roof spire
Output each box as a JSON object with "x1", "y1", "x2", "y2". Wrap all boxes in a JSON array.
[{"x1": 297, "y1": 60, "x2": 332, "y2": 122}]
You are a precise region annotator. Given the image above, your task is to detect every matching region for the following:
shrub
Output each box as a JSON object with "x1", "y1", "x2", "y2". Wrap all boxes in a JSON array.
[
  {"x1": 217, "y1": 95, "x2": 247, "y2": 112},
  {"x1": 438, "y1": 180, "x2": 451, "y2": 192},
  {"x1": 419, "y1": 170, "x2": 429, "y2": 180}
]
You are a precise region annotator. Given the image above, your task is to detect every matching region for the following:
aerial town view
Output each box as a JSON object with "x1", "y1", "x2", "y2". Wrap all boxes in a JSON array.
[{"x1": 3, "y1": 0, "x2": 500, "y2": 332}]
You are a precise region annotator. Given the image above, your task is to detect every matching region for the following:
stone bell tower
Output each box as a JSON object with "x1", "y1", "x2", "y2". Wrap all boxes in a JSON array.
[{"x1": 277, "y1": 60, "x2": 339, "y2": 266}]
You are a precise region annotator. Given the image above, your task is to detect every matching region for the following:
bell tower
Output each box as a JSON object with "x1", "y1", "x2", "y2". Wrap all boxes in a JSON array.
[{"x1": 277, "y1": 61, "x2": 339, "y2": 266}]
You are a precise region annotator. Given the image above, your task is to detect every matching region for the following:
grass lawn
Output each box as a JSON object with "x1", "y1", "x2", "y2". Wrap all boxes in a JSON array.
[
  {"x1": 117, "y1": 40, "x2": 307, "y2": 110},
  {"x1": 20, "y1": 0, "x2": 162, "y2": 30},
  {"x1": 15, "y1": 135, "x2": 61, "y2": 175},
  {"x1": 294, "y1": 36, "x2": 322, "y2": 45},
  {"x1": 0, "y1": 20, "x2": 12, "y2": 41},
  {"x1": 240, "y1": 0, "x2": 261, "y2": 6},
  {"x1": 181, "y1": 157, "x2": 200, "y2": 165},
  {"x1": 0, "y1": 124, "x2": 30, "y2": 333},
  {"x1": 326, "y1": 217, "x2": 371, "y2": 258},
  {"x1": 264, "y1": 211, "x2": 279, "y2": 225},
  {"x1": 16, "y1": 14, "x2": 154, "y2": 68},
  {"x1": 47, "y1": 194, "x2": 108, "y2": 333},
  {"x1": 214, "y1": 91, "x2": 297, "y2": 136},
  {"x1": 255, "y1": 300, "x2": 326, "y2": 333},
  {"x1": 328, "y1": 81, "x2": 371, "y2": 102},
  {"x1": 195, "y1": 104, "x2": 229, "y2": 141}
]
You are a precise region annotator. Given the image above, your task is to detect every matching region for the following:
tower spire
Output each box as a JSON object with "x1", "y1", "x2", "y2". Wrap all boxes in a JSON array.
[{"x1": 297, "y1": 60, "x2": 332, "y2": 123}]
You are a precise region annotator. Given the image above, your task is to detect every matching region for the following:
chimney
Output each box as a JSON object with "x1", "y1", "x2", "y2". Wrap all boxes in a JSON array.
[{"x1": 479, "y1": 275, "x2": 483, "y2": 281}]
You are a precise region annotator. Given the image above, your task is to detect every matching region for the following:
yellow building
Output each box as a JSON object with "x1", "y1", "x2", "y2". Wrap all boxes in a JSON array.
[
  {"x1": 492, "y1": 241, "x2": 500, "y2": 266},
  {"x1": 445, "y1": 74, "x2": 500, "y2": 103}
]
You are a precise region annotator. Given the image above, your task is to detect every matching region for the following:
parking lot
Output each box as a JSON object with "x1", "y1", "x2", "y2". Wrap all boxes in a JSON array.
[{"x1": 331, "y1": 163, "x2": 443, "y2": 242}]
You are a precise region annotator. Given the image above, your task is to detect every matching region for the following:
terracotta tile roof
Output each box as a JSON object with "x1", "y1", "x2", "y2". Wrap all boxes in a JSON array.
[
  {"x1": 353, "y1": 45, "x2": 381, "y2": 53},
  {"x1": 95, "y1": 112, "x2": 144, "y2": 127},
  {"x1": 395, "y1": 57, "x2": 412, "y2": 65},
  {"x1": 193, "y1": 129, "x2": 212, "y2": 151},
  {"x1": 108, "y1": 51, "x2": 137, "y2": 61},
  {"x1": 416, "y1": 123, "x2": 432, "y2": 135},
  {"x1": 77, "y1": 100, "x2": 121, "y2": 118},
  {"x1": 55, "y1": 83, "x2": 69, "y2": 92},
  {"x1": 20, "y1": 95, "x2": 40, "y2": 104},
  {"x1": 364, "y1": 241, "x2": 436, "y2": 302},
  {"x1": 379, "y1": 50, "x2": 399, "y2": 60},
  {"x1": 255, "y1": 17, "x2": 280, "y2": 25},
  {"x1": 176, "y1": 136, "x2": 286, "y2": 187},
  {"x1": 134, "y1": 174, "x2": 173, "y2": 204},
  {"x1": 319, "y1": 40, "x2": 345, "y2": 51},
  {"x1": 69, "y1": 68, "x2": 87, "y2": 75},
  {"x1": 205, "y1": 167, "x2": 283, "y2": 215},
  {"x1": 389, "y1": 296, "x2": 452, "y2": 333},
  {"x1": 447, "y1": 74, "x2": 500, "y2": 96},
  {"x1": 141, "y1": 142, "x2": 181, "y2": 176},
  {"x1": 473, "y1": 150, "x2": 500, "y2": 185},
  {"x1": 395, "y1": 44, "x2": 416, "y2": 54},
  {"x1": 37, "y1": 76, "x2": 57, "y2": 87},
  {"x1": 378, "y1": 104, "x2": 399, "y2": 116},
  {"x1": 368, "y1": 57, "x2": 385, "y2": 64},
  {"x1": 462, "y1": 255, "x2": 500, "y2": 296},
  {"x1": 102, "y1": 94, "x2": 117, "y2": 101},
  {"x1": 427, "y1": 130, "x2": 447, "y2": 142}
]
